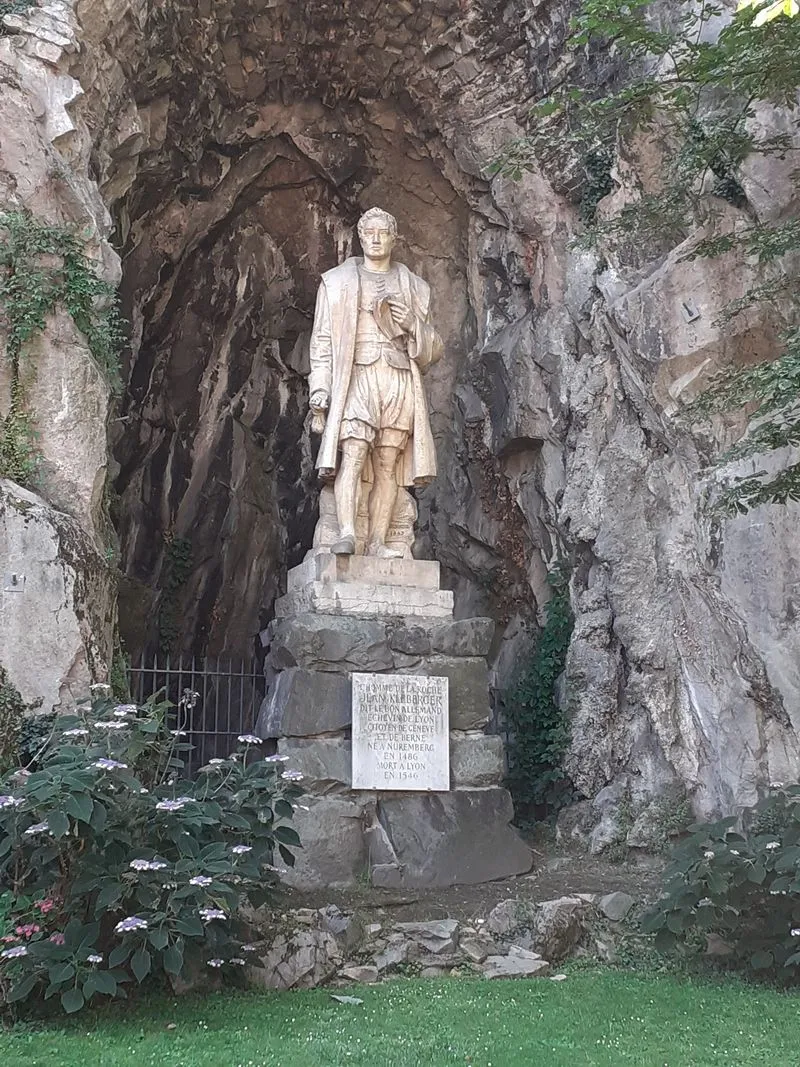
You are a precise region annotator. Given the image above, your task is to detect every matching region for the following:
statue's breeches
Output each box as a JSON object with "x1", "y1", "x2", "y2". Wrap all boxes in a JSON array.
[{"x1": 340, "y1": 353, "x2": 414, "y2": 448}]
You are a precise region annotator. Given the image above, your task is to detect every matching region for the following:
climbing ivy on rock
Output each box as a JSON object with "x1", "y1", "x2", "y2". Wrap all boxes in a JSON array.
[
  {"x1": 504, "y1": 568, "x2": 574, "y2": 823},
  {"x1": 491, "y1": 2, "x2": 800, "y2": 513},
  {"x1": 157, "y1": 536, "x2": 194, "y2": 657},
  {"x1": 0, "y1": 211, "x2": 124, "y2": 487}
]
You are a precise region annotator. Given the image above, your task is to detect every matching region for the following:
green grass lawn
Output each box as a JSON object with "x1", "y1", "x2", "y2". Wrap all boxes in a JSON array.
[{"x1": 1, "y1": 969, "x2": 799, "y2": 1067}]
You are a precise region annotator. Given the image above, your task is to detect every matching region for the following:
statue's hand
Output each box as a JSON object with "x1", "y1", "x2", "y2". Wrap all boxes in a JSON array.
[
  {"x1": 310, "y1": 390, "x2": 330, "y2": 411},
  {"x1": 386, "y1": 296, "x2": 415, "y2": 333}
]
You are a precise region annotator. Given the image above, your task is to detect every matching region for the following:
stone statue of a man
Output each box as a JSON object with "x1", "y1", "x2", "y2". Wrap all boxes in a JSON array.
[{"x1": 309, "y1": 208, "x2": 443, "y2": 558}]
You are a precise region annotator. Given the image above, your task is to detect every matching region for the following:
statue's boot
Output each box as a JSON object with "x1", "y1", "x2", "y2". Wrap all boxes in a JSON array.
[
  {"x1": 331, "y1": 534, "x2": 356, "y2": 555},
  {"x1": 367, "y1": 541, "x2": 404, "y2": 560}
]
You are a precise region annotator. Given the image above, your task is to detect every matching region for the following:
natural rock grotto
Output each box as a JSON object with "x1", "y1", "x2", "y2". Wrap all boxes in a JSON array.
[{"x1": 2, "y1": 0, "x2": 800, "y2": 854}]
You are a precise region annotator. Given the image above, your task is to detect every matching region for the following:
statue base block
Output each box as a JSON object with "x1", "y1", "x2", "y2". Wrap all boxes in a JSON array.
[
  {"x1": 257, "y1": 559, "x2": 532, "y2": 889},
  {"x1": 275, "y1": 556, "x2": 454, "y2": 619}
]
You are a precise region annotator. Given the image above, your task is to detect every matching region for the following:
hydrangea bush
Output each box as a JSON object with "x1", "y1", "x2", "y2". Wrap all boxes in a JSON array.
[
  {"x1": 643, "y1": 787, "x2": 800, "y2": 976},
  {"x1": 0, "y1": 688, "x2": 302, "y2": 1013}
]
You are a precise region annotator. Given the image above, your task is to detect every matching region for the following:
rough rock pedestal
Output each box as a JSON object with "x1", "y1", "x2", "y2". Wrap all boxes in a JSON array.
[{"x1": 256, "y1": 556, "x2": 531, "y2": 890}]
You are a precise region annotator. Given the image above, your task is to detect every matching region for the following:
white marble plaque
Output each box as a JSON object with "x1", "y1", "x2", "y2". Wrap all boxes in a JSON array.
[{"x1": 351, "y1": 673, "x2": 449, "y2": 791}]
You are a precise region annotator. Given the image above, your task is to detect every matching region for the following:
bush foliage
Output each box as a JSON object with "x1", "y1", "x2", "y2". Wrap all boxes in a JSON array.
[
  {"x1": 0, "y1": 688, "x2": 301, "y2": 1014},
  {"x1": 644, "y1": 787, "x2": 800, "y2": 976}
]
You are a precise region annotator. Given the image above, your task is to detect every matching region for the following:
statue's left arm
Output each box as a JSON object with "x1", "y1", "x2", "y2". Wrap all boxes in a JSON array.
[{"x1": 407, "y1": 311, "x2": 443, "y2": 372}]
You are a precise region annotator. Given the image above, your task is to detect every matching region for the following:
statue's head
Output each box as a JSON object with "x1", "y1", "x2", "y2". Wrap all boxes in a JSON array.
[{"x1": 357, "y1": 207, "x2": 397, "y2": 261}]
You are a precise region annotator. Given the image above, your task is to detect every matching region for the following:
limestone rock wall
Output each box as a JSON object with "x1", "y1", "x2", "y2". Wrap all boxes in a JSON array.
[{"x1": 2, "y1": 0, "x2": 800, "y2": 826}]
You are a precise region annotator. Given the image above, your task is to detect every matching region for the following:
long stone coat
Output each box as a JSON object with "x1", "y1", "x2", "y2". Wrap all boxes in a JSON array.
[{"x1": 308, "y1": 257, "x2": 442, "y2": 487}]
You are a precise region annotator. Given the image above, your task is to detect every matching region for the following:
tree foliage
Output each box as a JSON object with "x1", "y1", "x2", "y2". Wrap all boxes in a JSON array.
[{"x1": 492, "y1": 2, "x2": 800, "y2": 513}]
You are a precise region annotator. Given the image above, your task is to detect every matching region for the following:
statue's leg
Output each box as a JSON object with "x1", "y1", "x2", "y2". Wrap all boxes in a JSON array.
[
  {"x1": 332, "y1": 438, "x2": 369, "y2": 554},
  {"x1": 366, "y1": 445, "x2": 403, "y2": 558}
]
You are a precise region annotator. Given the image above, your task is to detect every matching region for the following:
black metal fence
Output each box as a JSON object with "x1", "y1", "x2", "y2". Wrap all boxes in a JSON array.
[{"x1": 126, "y1": 656, "x2": 265, "y2": 772}]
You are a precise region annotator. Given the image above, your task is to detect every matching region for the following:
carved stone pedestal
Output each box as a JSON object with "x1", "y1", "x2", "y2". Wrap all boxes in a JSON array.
[{"x1": 256, "y1": 558, "x2": 532, "y2": 890}]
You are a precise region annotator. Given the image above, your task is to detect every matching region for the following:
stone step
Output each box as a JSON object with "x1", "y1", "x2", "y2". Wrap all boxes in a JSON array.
[
  {"x1": 275, "y1": 580, "x2": 454, "y2": 620},
  {"x1": 288, "y1": 554, "x2": 441, "y2": 591}
]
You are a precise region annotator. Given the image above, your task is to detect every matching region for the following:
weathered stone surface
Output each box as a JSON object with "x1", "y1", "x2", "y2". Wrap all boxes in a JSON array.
[
  {"x1": 276, "y1": 737, "x2": 351, "y2": 791},
  {"x1": 394, "y1": 919, "x2": 459, "y2": 941},
  {"x1": 486, "y1": 899, "x2": 535, "y2": 938},
  {"x1": 250, "y1": 928, "x2": 341, "y2": 991},
  {"x1": 275, "y1": 580, "x2": 454, "y2": 620},
  {"x1": 404, "y1": 657, "x2": 490, "y2": 731},
  {"x1": 268, "y1": 614, "x2": 394, "y2": 673},
  {"x1": 289, "y1": 555, "x2": 441, "y2": 591},
  {"x1": 340, "y1": 964, "x2": 378, "y2": 983},
  {"x1": 450, "y1": 733, "x2": 504, "y2": 786},
  {"x1": 376, "y1": 788, "x2": 532, "y2": 887},
  {"x1": 0, "y1": 482, "x2": 114, "y2": 713},
  {"x1": 598, "y1": 892, "x2": 636, "y2": 922},
  {"x1": 532, "y1": 898, "x2": 588, "y2": 962},
  {"x1": 481, "y1": 954, "x2": 550, "y2": 980},
  {"x1": 460, "y1": 936, "x2": 496, "y2": 964},
  {"x1": 373, "y1": 941, "x2": 409, "y2": 972},
  {"x1": 256, "y1": 668, "x2": 350, "y2": 738},
  {"x1": 388, "y1": 617, "x2": 494, "y2": 658},
  {"x1": 280, "y1": 797, "x2": 368, "y2": 890}
]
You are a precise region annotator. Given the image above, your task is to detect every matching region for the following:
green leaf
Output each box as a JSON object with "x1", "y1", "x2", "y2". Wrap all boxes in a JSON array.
[
  {"x1": 751, "y1": 949, "x2": 774, "y2": 970},
  {"x1": 47, "y1": 809, "x2": 71, "y2": 839},
  {"x1": 131, "y1": 946, "x2": 152, "y2": 983},
  {"x1": 748, "y1": 864, "x2": 767, "y2": 884},
  {"x1": 89, "y1": 969, "x2": 117, "y2": 996},
  {"x1": 61, "y1": 987, "x2": 85, "y2": 1014},
  {"x1": 95, "y1": 883, "x2": 123, "y2": 912},
  {"x1": 274, "y1": 799, "x2": 294, "y2": 819},
  {"x1": 665, "y1": 911, "x2": 686, "y2": 935},
  {"x1": 273, "y1": 826, "x2": 301, "y2": 846},
  {"x1": 108, "y1": 943, "x2": 131, "y2": 968},
  {"x1": 148, "y1": 927, "x2": 169, "y2": 950},
  {"x1": 162, "y1": 942, "x2": 184, "y2": 975},
  {"x1": 90, "y1": 802, "x2": 107, "y2": 832},
  {"x1": 174, "y1": 915, "x2": 204, "y2": 938},
  {"x1": 7, "y1": 973, "x2": 38, "y2": 1003},
  {"x1": 64, "y1": 793, "x2": 94, "y2": 824},
  {"x1": 47, "y1": 962, "x2": 76, "y2": 985},
  {"x1": 278, "y1": 844, "x2": 296, "y2": 867}
]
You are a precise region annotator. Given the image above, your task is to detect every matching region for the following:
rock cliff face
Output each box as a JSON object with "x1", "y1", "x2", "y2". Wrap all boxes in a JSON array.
[{"x1": 2, "y1": 0, "x2": 799, "y2": 832}]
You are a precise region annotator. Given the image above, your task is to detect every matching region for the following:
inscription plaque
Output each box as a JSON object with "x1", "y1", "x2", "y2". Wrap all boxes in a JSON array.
[{"x1": 351, "y1": 673, "x2": 449, "y2": 791}]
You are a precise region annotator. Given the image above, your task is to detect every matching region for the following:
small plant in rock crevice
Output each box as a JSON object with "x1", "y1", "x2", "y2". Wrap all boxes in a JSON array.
[
  {"x1": 0, "y1": 686, "x2": 302, "y2": 1015},
  {"x1": 504, "y1": 567, "x2": 575, "y2": 824}
]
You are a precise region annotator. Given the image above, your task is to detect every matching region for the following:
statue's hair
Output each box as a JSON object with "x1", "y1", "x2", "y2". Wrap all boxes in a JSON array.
[{"x1": 357, "y1": 207, "x2": 398, "y2": 238}]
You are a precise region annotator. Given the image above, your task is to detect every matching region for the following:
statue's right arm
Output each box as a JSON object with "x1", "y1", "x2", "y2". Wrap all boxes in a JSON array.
[{"x1": 309, "y1": 284, "x2": 332, "y2": 409}]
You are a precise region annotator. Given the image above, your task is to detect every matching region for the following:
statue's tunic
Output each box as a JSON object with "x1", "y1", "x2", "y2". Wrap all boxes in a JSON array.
[
  {"x1": 309, "y1": 257, "x2": 442, "y2": 487},
  {"x1": 340, "y1": 265, "x2": 414, "y2": 449}
]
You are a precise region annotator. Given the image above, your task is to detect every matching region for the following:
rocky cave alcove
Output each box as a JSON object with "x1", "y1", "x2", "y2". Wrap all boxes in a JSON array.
[
  {"x1": 6, "y1": 0, "x2": 800, "y2": 836},
  {"x1": 109, "y1": 0, "x2": 558, "y2": 669}
]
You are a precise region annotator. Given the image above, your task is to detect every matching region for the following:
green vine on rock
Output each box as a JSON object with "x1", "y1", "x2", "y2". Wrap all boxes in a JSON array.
[
  {"x1": 157, "y1": 536, "x2": 193, "y2": 657},
  {"x1": 504, "y1": 567, "x2": 574, "y2": 824},
  {"x1": 0, "y1": 210, "x2": 124, "y2": 487}
]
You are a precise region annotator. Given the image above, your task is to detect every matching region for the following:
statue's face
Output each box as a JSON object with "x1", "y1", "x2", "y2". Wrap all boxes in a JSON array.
[{"x1": 359, "y1": 220, "x2": 396, "y2": 260}]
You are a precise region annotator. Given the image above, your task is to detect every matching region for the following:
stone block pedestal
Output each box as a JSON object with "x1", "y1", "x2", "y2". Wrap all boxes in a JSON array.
[{"x1": 257, "y1": 557, "x2": 531, "y2": 889}]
